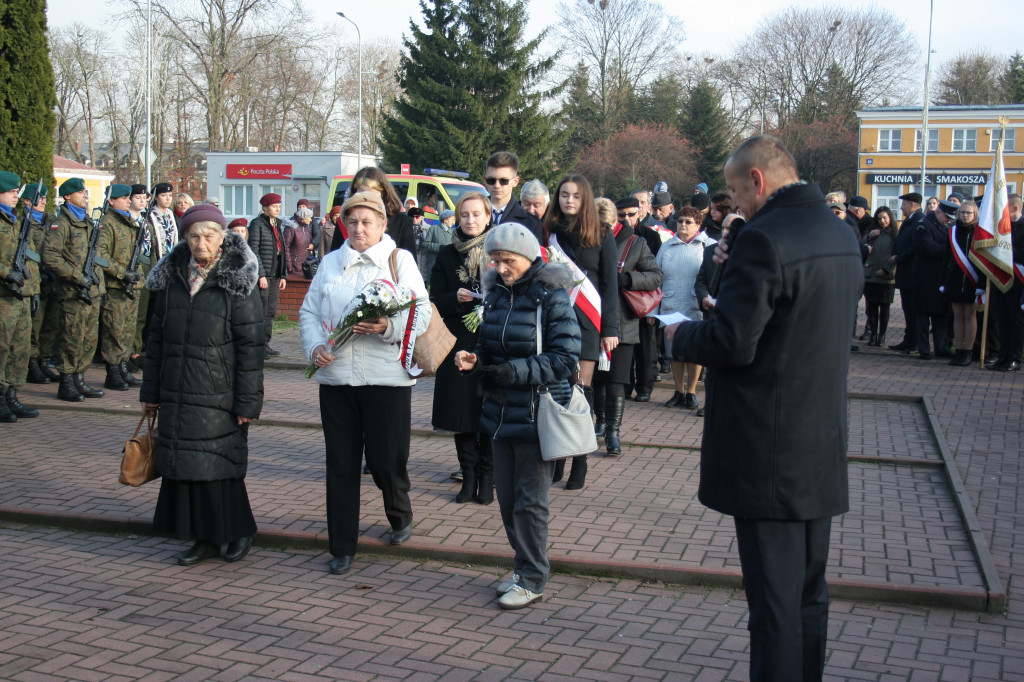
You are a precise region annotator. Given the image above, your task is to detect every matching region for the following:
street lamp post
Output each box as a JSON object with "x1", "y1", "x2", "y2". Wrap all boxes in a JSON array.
[
  {"x1": 920, "y1": 0, "x2": 935, "y2": 200},
  {"x1": 145, "y1": 0, "x2": 152, "y2": 191},
  {"x1": 337, "y1": 12, "x2": 362, "y2": 169}
]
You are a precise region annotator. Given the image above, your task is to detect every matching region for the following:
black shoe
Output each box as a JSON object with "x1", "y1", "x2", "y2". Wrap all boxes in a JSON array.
[
  {"x1": 475, "y1": 473, "x2": 494, "y2": 505},
  {"x1": 224, "y1": 535, "x2": 253, "y2": 562},
  {"x1": 850, "y1": 345, "x2": 859, "y2": 352},
  {"x1": 858, "y1": 329, "x2": 871, "y2": 341},
  {"x1": 889, "y1": 341, "x2": 911, "y2": 351},
  {"x1": 119, "y1": 361, "x2": 142, "y2": 386},
  {"x1": 104, "y1": 363, "x2": 129, "y2": 391},
  {"x1": 552, "y1": 459, "x2": 565, "y2": 483},
  {"x1": 950, "y1": 350, "x2": 972, "y2": 367},
  {"x1": 918, "y1": 352, "x2": 933, "y2": 360},
  {"x1": 176, "y1": 541, "x2": 220, "y2": 566},
  {"x1": 57, "y1": 373, "x2": 84, "y2": 402},
  {"x1": 665, "y1": 391, "x2": 683, "y2": 407},
  {"x1": 27, "y1": 358, "x2": 51, "y2": 384},
  {"x1": 450, "y1": 469, "x2": 464, "y2": 482},
  {"x1": 659, "y1": 363, "x2": 671, "y2": 374},
  {"x1": 996, "y1": 360, "x2": 1021, "y2": 372},
  {"x1": 682, "y1": 393, "x2": 698, "y2": 409},
  {"x1": 935, "y1": 349, "x2": 954, "y2": 359},
  {"x1": 0, "y1": 395, "x2": 16, "y2": 423},
  {"x1": 653, "y1": 374, "x2": 662, "y2": 383},
  {"x1": 75, "y1": 373, "x2": 105, "y2": 398},
  {"x1": 328, "y1": 555, "x2": 353, "y2": 574},
  {"x1": 390, "y1": 524, "x2": 412, "y2": 545},
  {"x1": 868, "y1": 333, "x2": 878, "y2": 346},
  {"x1": 633, "y1": 393, "x2": 650, "y2": 402},
  {"x1": 265, "y1": 347, "x2": 281, "y2": 357},
  {"x1": 455, "y1": 474, "x2": 477, "y2": 503},
  {"x1": 565, "y1": 456, "x2": 588, "y2": 490},
  {"x1": 696, "y1": 407, "x2": 706, "y2": 417},
  {"x1": 5, "y1": 388, "x2": 38, "y2": 418},
  {"x1": 985, "y1": 358, "x2": 1000, "y2": 369}
]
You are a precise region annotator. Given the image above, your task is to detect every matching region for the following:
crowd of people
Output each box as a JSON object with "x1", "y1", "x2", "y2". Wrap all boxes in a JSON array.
[{"x1": 3, "y1": 135, "x2": 1024, "y2": 677}]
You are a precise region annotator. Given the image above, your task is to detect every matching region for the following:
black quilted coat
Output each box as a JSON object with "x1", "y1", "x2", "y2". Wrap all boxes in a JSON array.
[
  {"x1": 475, "y1": 261, "x2": 581, "y2": 441},
  {"x1": 141, "y1": 233, "x2": 265, "y2": 481}
]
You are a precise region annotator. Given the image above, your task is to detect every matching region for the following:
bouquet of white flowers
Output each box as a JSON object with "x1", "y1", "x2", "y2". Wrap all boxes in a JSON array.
[{"x1": 305, "y1": 278, "x2": 415, "y2": 378}]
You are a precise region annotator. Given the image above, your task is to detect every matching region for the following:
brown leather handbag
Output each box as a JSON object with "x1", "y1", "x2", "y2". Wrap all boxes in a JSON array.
[
  {"x1": 619, "y1": 235, "x2": 663, "y2": 317},
  {"x1": 388, "y1": 250, "x2": 456, "y2": 375},
  {"x1": 119, "y1": 411, "x2": 159, "y2": 486}
]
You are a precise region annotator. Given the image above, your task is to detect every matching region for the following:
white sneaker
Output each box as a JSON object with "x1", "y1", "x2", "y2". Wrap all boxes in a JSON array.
[
  {"x1": 495, "y1": 572, "x2": 521, "y2": 597},
  {"x1": 498, "y1": 584, "x2": 543, "y2": 610}
]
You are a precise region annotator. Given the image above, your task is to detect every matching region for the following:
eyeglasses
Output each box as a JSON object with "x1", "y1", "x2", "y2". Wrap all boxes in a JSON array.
[
  {"x1": 485, "y1": 177, "x2": 513, "y2": 186},
  {"x1": 679, "y1": 219, "x2": 699, "y2": 226},
  {"x1": 617, "y1": 211, "x2": 638, "y2": 218}
]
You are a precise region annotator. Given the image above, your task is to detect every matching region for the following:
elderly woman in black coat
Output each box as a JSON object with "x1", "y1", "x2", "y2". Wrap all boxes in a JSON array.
[
  {"x1": 141, "y1": 204, "x2": 265, "y2": 566},
  {"x1": 592, "y1": 198, "x2": 661, "y2": 455}
]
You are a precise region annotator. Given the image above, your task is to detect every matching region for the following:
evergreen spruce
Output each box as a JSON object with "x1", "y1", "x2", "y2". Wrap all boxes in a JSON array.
[
  {"x1": 0, "y1": 0, "x2": 57, "y2": 191},
  {"x1": 679, "y1": 79, "x2": 733, "y2": 191},
  {"x1": 553, "y1": 62, "x2": 601, "y2": 176},
  {"x1": 1001, "y1": 52, "x2": 1024, "y2": 104}
]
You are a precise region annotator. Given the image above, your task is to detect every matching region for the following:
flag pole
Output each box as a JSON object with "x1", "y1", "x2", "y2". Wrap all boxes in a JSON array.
[{"x1": 980, "y1": 279, "x2": 991, "y2": 369}]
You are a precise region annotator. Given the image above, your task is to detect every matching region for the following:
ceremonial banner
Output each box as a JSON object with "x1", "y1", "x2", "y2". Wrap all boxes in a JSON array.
[{"x1": 969, "y1": 126, "x2": 1014, "y2": 293}]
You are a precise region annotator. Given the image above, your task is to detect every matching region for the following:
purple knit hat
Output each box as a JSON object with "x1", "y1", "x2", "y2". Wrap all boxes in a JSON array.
[{"x1": 179, "y1": 203, "x2": 228, "y2": 234}]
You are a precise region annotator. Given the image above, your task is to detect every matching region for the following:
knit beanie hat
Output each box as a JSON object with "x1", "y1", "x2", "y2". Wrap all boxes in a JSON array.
[{"x1": 484, "y1": 222, "x2": 540, "y2": 261}]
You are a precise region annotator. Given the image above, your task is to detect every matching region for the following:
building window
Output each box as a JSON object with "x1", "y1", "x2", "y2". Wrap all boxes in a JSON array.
[
  {"x1": 991, "y1": 128, "x2": 1016, "y2": 152},
  {"x1": 260, "y1": 184, "x2": 288, "y2": 209},
  {"x1": 878, "y1": 129, "x2": 902, "y2": 152},
  {"x1": 952, "y1": 129, "x2": 977, "y2": 152},
  {"x1": 915, "y1": 129, "x2": 939, "y2": 152},
  {"x1": 949, "y1": 185, "x2": 976, "y2": 202},
  {"x1": 222, "y1": 185, "x2": 253, "y2": 218},
  {"x1": 875, "y1": 185, "x2": 902, "y2": 213}
]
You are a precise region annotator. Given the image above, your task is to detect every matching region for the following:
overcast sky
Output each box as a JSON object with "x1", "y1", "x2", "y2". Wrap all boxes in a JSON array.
[{"x1": 46, "y1": 0, "x2": 1022, "y2": 88}]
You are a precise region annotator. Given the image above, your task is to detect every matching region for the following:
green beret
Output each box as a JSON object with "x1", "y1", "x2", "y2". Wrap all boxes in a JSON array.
[
  {"x1": 21, "y1": 183, "x2": 47, "y2": 200},
  {"x1": 0, "y1": 171, "x2": 21, "y2": 193},
  {"x1": 108, "y1": 183, "x2": 131, "y2": 199},
  {"x1": 59, "y1": 177, "x2": 86, "y2": 197}
]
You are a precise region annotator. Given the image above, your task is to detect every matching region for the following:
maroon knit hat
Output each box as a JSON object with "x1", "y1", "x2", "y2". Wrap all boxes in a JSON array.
[
  {"x1": 179, "y1": 203, "x2": 227, "y2": 234},
  {"x1": 228, "y1": 217, "x2": 248, "y2": 229},
  {"x1": 260, "y1": 192, "x2": 282, "y2": 207}
]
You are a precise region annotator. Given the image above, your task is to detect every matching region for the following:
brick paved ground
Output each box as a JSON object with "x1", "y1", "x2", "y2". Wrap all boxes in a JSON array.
[{"x1": 1, "y1": 295, "x2": 1023, "y2": 679}]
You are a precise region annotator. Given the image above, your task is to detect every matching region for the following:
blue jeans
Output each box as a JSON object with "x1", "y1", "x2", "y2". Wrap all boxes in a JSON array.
[{"x1": 492, "y1": 438, "x2": 555, "y2": 593}]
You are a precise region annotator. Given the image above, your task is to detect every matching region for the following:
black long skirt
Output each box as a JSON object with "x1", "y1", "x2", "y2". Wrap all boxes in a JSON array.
[{"x1": 153, "y1": 478, "x2": 257, "y2": 544}]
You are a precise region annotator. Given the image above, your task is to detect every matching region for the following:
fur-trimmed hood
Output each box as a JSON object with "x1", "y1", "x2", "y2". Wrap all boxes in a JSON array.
[
  {"x1": 481, "y1": 260, "x2": 575, "y2": 297},
  {"x1": 146, "y1": 232, "x2": 259, "y2": 295}
]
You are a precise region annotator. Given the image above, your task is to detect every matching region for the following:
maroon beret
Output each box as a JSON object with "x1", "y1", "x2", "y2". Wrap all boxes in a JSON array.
[
  {"x1": 297, "y1": 198, "x2": 310, "y2": 208},
  {"x1": 228, "y1": 218, "x2": 248, "y2": 229},
  {"x1": 260, "y1": 192, "x2": 282, "y2": 207},
  {"x1": 179, "y1": 203, "x2": 227, "y2": 234}
]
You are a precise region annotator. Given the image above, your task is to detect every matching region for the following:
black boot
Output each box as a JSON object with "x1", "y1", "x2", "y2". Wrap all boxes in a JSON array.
[
  {"x1": 868, "y1": 333, "x2": 878, "y2": 347},
  {"x1": 475, "y1": 437, "x2": 494, "y2": 505},
  {"x1": 104, "y1": 363, "x2": 129, "y2": 391},
  {"x1": 593, "y1": 383, "x2": 606, "y2": 439},
  {"x1": 119, "y1": 361, "x2": 142, "y2": 386},
  {"x1": 951, "y1": 349, "x2": 972, "y2": 366},
  {"x1": 58, "y1": 373, "x2": 84, "y2": 402},
  {"x1": 565, "y1": 455, "x2": 588, "y2": 490},
  {"x1": 552, "y1": 459, "x2": 565, "y2": 483},
  {"x1": 0, "y1": 391, "x2": 16, "y2": 423},
  {"x1": 74, "y1": 372, "x2": 105, "y2": 398},
  {"x1": 454, "y1": 432, "x2": 478, "y2": 503},
  {"x1": 40, "y1": 358, "x2": 60, "y2": 382},
  {"x1": 27, "y1": 358, "x2": 51, "y2": 384},
  {"x1": 604, "y1": 393, "x2": 625, "y2": 456},
  {"x1": 475, "y1": 473, "x2": 494, "y2": 505},
  {"x1": 5, "y1": 388, "x2": 38, "y2": 418}
]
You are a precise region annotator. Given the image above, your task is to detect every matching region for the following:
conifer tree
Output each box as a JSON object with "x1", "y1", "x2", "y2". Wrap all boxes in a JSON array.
[
  {"x1": 679, "y1": 79, "x2": 733, "y2": 191},
  {"x1": 1000, "y1": 52, "x2": 1024, "y2": 104},
  {"x1": 0, "y1": 0, "x2": 56, "y2": 189},
  {"x1": 554, "y1": 63, "x2": 601, "y2": 176}
]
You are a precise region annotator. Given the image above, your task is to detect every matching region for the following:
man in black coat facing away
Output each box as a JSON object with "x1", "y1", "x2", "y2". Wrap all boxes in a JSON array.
[
  {"x1": 670, "y1": 136, "x2": 863, "y2": 681},
  {"x1": 888, "y1": 193, "x2": 925, "y2": 351}
]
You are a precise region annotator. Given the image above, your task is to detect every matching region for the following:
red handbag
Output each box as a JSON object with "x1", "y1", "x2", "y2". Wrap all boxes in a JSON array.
[{"x1": 618, "y1": 235, "x2": 663, "y2": 317}]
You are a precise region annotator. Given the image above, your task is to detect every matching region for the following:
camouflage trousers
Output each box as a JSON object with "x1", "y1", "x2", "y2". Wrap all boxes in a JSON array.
[
  {"x1": 31, "y1": 292, "x2": 61, "y2": 358},
  {"x1": 57, "y1": 295, "x2": 101, "y2": 374},
  {"x1": 0, "y1": 296, "x2": 31, "y2": 391},
  {"x1": 101, "y1": 288, "x2": 141, "y2": 364},
  {"x1": 132, "y1": 259, "x2": 152, "y2": 355}
]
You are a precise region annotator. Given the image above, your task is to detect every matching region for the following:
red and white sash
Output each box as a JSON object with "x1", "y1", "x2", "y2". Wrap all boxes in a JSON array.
[
  {"x1": 548, "y1": 234, "x2": 602, "y2": 333},
  {"x1": 950, "y1": 224, "x2": 979, "y2": 287}
]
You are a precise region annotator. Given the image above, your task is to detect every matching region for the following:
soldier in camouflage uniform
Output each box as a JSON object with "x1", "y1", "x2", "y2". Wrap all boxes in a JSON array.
[
  {"x1": 98, "y1": 184, "x2": 143, "y2": 390},
  {"x1": 21, "y1": 183, "x2": 61, "y2": 385},
  {"x1": 0, "y1": 171, "x2": 40, "y2": 422},
  {"x1": 41, "y1": 177, "x2": 106, "y2": 402}
]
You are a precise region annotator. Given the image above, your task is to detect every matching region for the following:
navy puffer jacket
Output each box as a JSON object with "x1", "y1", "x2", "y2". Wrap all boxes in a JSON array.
[
  {"x1": 476, "y1": 260, "x2": 581, "y2": 441},
  {"x1": 141, "y1": 233, "x2": 265, "y2": 481}
]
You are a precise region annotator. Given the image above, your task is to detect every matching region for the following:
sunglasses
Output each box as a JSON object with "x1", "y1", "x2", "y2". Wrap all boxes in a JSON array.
[
  {"x1": 485, "y1": 177, "x2": 513, "y2": 186},
  {"x1": 617, "y1": 211, "x2": 638, "y2": 218}
]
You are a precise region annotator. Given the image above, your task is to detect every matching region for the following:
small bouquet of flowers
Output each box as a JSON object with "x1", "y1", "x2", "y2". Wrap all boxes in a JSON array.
[
  {"x1": 305, "y1": 278, "x2": 415, "y2": 378},
  {"x1": 462, "y1": 305, "x2": 484, "y2": 332}
]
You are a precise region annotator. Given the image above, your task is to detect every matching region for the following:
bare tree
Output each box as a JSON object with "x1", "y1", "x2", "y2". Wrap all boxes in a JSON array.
[
  {"x1": 935, "y1": 52, "x2": 1004, "y2": 105},
  {"x1": 51, "y1": 25, "x2": 107, "y2": 164},
  {"x1": 555, "y1": 0, "x2": 684, "y2": 140}
]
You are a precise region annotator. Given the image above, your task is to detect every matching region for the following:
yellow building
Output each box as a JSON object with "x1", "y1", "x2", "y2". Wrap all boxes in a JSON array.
[
  {"x1": 53, "y1": 154, "x2": 115, "y2": 209},
  {"x1": 855, "y1": 105, "x2": 1024, "y2": 213}
]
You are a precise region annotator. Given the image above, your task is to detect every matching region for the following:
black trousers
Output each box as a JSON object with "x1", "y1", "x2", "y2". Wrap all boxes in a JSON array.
[
  {"x1": 735, "y1": 517, "x2": 833, "y2": 682},
  {"x1": 320, "y1": 383, "x2": 413, "y2": 557},
  {"x1": 990, "y1": 282, "x2": 1024, "y2": 362},
  {"x1": 259, "y1": 274, "x2": 281, "y2": 349},
  {"x1": 632, "y1": 320, "x2": 657, "y2": 395},
  {"x1": 896, "y1": 286, "x2": 914, "y2": 345},
  {"x1": 915, "y1": 311, "x2": 949, "y2": 355}
]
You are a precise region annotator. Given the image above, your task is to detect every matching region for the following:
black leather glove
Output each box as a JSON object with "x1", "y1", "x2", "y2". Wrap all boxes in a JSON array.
[
  {"x1": 618, "y1": 271, "x2": 631, "y2": 288},
  {"x1": 77, "y1": 276, "x2": 93, "y2": 289},
  {"x1": 123, "y1": 271, "x2": 141, "y2": 284},
  {"x1": 31, "y1": 294, "x2": 40, "y2": 315},
  {"x1": 480, "y1": 362, "x2": 515, "y2": 387},
  {"x1": 5, "y1": 270, "x2": 24, "y2": 287}
]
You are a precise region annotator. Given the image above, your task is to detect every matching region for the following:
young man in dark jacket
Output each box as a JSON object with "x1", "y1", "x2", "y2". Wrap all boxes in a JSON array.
[
  {"x1": 247, "y1": 193, "x2": 288, "y2": 358},
  {"x1": 484, "y1": 151, "x2": 544, "y2": 242},
  {"x1": 671, "y1": 136, "x2": 863, "y2": 681}
]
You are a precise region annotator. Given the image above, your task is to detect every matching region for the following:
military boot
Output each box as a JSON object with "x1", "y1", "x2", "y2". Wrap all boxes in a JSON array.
[
  {"x1": 40, "y1": 358, "x2": 60, "y2": 382},
  {"x1": 58, "y1": 374, "x2": 85, "y2": 402},
  {"x1": 74, "y1": 373, "x2": 105, "y2": 398},
  {"x1": 104, "y1": 363, "x2": 129, "y2": 391},
  {"x1": 0, "y1": 390, "x2": 16, "y2": 423},
  {"x1": 27, "y1": 358, "x2": 51, "y2": 384},
  {"x1": 119, "y1": 361, "x2": 142, "y2": 386},
  {"x1": 5, "y1": 388, "x2": 39, "y2": 418}
]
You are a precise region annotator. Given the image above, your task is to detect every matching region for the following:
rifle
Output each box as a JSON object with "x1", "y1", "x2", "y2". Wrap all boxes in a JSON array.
[
  {"x1": 78, "y1": 186, "x2": 111, "y2": 303},
  {"x1": 124, "y1": 192, "x2": 157, "y2": 300},
  {"x1": 6, "y1": 178, "x2": 44, "y2": 298}
]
